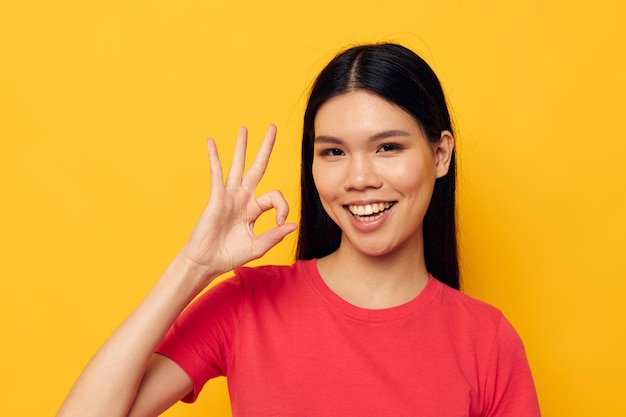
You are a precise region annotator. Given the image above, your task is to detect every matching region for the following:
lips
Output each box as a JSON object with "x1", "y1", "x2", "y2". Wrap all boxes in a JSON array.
[{"x1": 347, "y1": 202, "x2": 395, "y2": 221}]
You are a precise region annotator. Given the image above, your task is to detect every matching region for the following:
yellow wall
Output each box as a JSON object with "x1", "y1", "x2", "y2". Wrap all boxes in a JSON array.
[{"x1": 1, "y1": 1, "x2": 625, "y2": 415}]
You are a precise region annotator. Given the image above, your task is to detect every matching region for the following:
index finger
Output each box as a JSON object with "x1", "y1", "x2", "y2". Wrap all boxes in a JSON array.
[{"x1": 241, "y1": 124, "x2": 277, "y2": 188}]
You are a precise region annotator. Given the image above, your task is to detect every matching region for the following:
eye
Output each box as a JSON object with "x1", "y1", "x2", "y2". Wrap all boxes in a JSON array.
[
  {"x1": 378, "y1": 143, "x2": 402, "y2": 153},
  {"x1": 319, "y1": 148, "x2": 345, "y2": 157}
]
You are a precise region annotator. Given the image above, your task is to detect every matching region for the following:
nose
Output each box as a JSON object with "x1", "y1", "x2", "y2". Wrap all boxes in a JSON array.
[{"x1": 344, "y1": 155, "x2": 383, "y2": 191}]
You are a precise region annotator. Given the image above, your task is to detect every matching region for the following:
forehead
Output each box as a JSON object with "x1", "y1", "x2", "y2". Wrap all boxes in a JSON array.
[{"x1": 314, "y1": 90, "x2": 420, "y2": 137}]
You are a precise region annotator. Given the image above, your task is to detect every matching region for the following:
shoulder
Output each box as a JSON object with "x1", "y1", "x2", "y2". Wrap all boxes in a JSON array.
[
  {"x1": 231, "y1": 259, "x2": 314, "y2": 291},
  {"x1": 168, "y1": 261, "x2": 315, "y2": 336},
  {"x1": 427, "y1": 282, "x2": 540, "y2": 414},
  {"x1": 204, "y1": 260, "x2": 315, "y2": 307},
  {"x1": 434, "y1": 278, "x2": 504, "y2": 323},
  {"x1": 234, "y1": 259, "x2": 311, "y2": 279},
  {"x1": 430, "y1": 278, "x2": 533, "y2": 374},
  {"x1": 428, "y1": 277, "x2": 521, "y2": 347}
]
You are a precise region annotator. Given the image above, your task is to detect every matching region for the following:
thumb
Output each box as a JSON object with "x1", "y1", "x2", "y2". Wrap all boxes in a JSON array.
[{"x1": 250, "y1": 223, "x2": 298, "y2": 259}]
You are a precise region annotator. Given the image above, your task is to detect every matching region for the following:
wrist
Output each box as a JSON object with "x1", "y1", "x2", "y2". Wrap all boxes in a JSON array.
[{"x1": 171, "y1": 251, "x2": 222, "y2": 289}]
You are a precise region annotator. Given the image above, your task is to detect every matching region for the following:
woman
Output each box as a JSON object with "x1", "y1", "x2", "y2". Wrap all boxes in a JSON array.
[{"x1": 57, "y1": 43, "x2": 540, "y2": 416}]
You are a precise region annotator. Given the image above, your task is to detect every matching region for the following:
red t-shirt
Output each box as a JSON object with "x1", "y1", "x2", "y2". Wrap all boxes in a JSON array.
[{"x1": 157, "y1": 260, "x2": 540, "y2": 416}]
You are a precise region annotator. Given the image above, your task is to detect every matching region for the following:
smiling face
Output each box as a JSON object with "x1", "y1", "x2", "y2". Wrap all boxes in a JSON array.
[{"x1": 312, "y1": 90, "x2": 453, "y2": 259}]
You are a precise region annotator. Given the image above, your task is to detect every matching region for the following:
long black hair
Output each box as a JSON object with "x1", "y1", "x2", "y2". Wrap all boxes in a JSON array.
[{"x1": 296, "y1": 43, "x2": 459, "y2": 290}]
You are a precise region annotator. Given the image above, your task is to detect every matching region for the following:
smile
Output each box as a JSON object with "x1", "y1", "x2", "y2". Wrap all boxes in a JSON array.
[{"x1": 347, "y1": 202, "x2": 395, "y2": 221}]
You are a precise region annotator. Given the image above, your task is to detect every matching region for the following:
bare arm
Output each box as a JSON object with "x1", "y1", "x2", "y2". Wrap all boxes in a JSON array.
[{"x1": 56, "y1": 125, "x2": 297, "y2": 417}]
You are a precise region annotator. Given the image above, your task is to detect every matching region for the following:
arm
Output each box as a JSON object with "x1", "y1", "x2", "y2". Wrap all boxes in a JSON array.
[
  {"x1": 56, "y1": 125, "x2": 297, "y2": 417},
  {"x1": 483, "y1": 316, "x2": 541, "y2": 417}
]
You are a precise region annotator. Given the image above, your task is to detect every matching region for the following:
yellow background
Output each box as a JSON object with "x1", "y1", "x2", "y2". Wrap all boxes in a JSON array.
[{"x1": 1, "y1": 0, "x2": 625, "y2": 415}]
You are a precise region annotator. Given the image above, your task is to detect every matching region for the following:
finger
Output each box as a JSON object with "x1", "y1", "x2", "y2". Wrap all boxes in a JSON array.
[
  {"x1": 250, "y1": 222, "x2": 298, "y2": 260},
  {"x1": 226, "y1": 126, "x2": 248, "y2": 188},
  {"x1": 255, "y1": 190, "x2": 290, "y2": 225},
  {"x1": 241, "y1": 124, "x2": 277, "y2": 188},
  {"x1": 206, "y1": 137, "x2": 224, "y2": 190}
]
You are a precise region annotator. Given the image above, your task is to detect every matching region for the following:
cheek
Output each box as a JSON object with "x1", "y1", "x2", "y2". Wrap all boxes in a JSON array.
[
  {"x1": 312, "y1": 161, "x2": 333, "y2": 197},
  {"x1": 312, "y1": 162, "x2": 341, "y2": 219},
  {"x1": 387, "y1": 161, "x2": 436, "y2": 196}
]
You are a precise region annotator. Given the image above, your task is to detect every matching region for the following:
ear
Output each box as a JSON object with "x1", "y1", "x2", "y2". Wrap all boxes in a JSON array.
[{"x1": 433, "y1": 130, "x2": 454, "y2": 178}]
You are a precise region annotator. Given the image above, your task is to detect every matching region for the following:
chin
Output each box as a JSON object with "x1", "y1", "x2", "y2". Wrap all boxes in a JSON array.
[{"x1": 355, "y1": 244, "x2": 397, "y2": 258}]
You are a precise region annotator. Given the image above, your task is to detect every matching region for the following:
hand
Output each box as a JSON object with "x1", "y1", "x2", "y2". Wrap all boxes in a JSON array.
[{"x1": 180, "y1": 124, "x2": 297, "y2": 278}]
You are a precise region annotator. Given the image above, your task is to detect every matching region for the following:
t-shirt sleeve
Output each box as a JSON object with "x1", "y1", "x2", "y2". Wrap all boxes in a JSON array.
[
  {"x1": 156, "y1": 274, "x2": 246, "y2": 403},
  {"x1": 482, "y1": 315, "x2": 541, "y2": 416}
]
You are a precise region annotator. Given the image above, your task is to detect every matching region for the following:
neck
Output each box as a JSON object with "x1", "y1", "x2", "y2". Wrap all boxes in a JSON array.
[{"x1": 316, "y1": 239, "x2": 429, "y2": 309}]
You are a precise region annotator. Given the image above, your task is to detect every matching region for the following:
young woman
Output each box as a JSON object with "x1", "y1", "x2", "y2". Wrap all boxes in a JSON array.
[{"x1": 57, "y1": 43, "x2": 541, "y2": 417}]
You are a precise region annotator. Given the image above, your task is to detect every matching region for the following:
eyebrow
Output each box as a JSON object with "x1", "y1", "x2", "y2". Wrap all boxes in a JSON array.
[{"x1": 314, "y1": 129, "x2": 411, "y2": 144}]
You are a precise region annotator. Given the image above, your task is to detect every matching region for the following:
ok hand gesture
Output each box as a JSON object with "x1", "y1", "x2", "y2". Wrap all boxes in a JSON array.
[{"x1": 181, "y1": 124, "x2": 297, "y2": 281}]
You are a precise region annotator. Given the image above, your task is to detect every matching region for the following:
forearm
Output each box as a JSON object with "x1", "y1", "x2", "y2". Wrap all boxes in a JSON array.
[{"x1": 56, "y1": 253, "x2": 218, "y2": 417}]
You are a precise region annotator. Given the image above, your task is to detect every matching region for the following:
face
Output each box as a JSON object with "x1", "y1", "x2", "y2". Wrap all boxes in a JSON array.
[{"x1": 312, "y1": 90, "x2": 453, "y2": 258}]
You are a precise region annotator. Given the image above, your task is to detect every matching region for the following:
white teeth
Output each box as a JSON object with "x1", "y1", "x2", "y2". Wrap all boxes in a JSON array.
[{"x1": 348, "y1": 202, "x2": 393, "y2": 217}]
